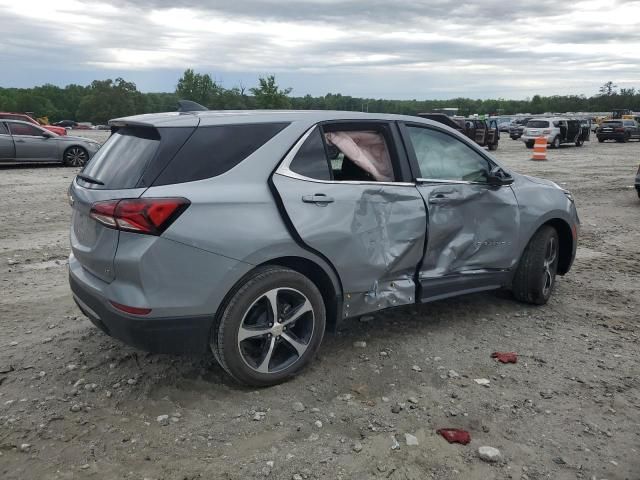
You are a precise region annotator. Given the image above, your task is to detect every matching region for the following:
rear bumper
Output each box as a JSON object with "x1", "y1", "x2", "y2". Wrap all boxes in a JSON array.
[
  {"x1": 69, "y1": 270, "x2": 212, "y2": 354},
  {"x1": 597, "y1": 133, "x2": 625, "y2": 141}
]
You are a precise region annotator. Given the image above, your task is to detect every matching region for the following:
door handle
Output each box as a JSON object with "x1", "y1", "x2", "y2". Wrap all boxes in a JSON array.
[
  {"x1": 302, "y1": 194, "x2": 335, "y2": 205},
  {"x1": 428, "y1": 191, "x2": 454, "y2": 204}
]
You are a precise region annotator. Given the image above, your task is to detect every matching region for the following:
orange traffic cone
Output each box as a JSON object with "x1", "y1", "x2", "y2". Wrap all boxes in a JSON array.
[{"x1": 531, "y1": 136, "x2": 547, "y2": 161}]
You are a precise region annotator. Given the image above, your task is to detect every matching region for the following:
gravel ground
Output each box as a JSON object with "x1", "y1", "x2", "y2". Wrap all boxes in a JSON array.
[{"x1": 1, "y1": 132, "x2": 639, "y2": 480}]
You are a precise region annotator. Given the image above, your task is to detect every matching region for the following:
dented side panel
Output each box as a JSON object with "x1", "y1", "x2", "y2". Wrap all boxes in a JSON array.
[
  {"x1": 272, "y1": 173, "x2": 426, "y2": 317},
  {"x1": 417, "y1": 183, "x2": 520, "y2": 281}
]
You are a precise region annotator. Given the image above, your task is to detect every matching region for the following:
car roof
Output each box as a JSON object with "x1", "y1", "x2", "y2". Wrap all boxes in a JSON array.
[
  {"x1": 109, "y1": 110, "x2": 453, "y2": 129},
  {"x1": 1, "y1": 119, "x2": 43, "y2": 127}
]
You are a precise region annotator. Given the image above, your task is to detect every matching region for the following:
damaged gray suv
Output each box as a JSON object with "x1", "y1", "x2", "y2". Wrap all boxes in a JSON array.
[{"x1": 68, "y1": 111, "x2": 579, "y2": 386}]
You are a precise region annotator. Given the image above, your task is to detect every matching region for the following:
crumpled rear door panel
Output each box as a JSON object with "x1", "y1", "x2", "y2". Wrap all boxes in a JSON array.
[{"x1": 272, "y1": 173, "x2": 426, "y2": 318}]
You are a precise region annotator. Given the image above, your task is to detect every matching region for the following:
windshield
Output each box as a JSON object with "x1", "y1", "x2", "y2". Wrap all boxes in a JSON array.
[
  {"x1": 623, "y1": 121, "x2": 635, "y2": 126},
  {"x1": 527, "y1": 120, "x2": 549, "y2": 128},
  {"x1": 602, "y1": 121, "x2": 622, "y2": 126}
]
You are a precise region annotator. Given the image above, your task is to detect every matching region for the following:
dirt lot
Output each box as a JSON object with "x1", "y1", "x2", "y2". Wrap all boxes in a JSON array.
[{"x1": 1, "y1": 131, "x2": 639, "y2": 480}]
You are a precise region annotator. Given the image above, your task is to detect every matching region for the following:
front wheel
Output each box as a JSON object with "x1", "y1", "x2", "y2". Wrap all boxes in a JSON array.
[
  {"x1": 63, "y1": 146, "x2": 88, "y2": 167},
  {"x1": 488, "y1": 142, "x2": 498, "y2": 151},
  {"x1": 550, "y1": 136, "x2": 560, "y2": 149},
  {"x1": 512, "y1": 226, "x2": 559, "y2": 305},
  {"x1": 575, "y1": 137, "x2": 584, "y2": 147},
  {"x1": 211, "y1": 266, "x2": 326, "y2": 386}
]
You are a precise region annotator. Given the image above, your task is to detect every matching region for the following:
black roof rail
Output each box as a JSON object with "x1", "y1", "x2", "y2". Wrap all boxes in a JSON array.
[{"x1": 177, "y1": 100, "x2": 208, "y2": 112}]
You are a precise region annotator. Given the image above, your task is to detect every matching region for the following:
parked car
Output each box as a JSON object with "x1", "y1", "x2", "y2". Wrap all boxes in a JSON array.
[
  {"x1": 418, "y1": 114, "x2": 499, "y2": 150},
  {"x1": 53, "y1": 120, "x2": 78, "y2": 128},
  {"x1": 509, "y1": 117, "x2": 532, "y2": 140},
  {"x1": 0, "y1": 112, "x2": 67, "y2": 136},
  {"x1": 596, "y1": 120, "x2": 640, "y2": 142},
  {"x1": 521, "y1": 118, "x2": 589, "y2": 148},
  {"x1": 68, "y1": 110, "x2": 579, "y2": 386},
  {"x1": 463, "y1": 118, "x2": 500, "y2": 150},
  {"x1": 0, "y1": 119, "x2": 100, "y2": 166}
]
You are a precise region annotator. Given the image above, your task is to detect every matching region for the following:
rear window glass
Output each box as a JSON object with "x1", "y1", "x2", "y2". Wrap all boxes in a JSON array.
[
  {"x1": 527, "y1": 120, "x2": 549, "y2": 128},
  {"x1": 153, "y1": 122, "x2": 289, "y2": 186},
  {"x1": 81, "y1": 127, "x2": 160, "y2": 189}
]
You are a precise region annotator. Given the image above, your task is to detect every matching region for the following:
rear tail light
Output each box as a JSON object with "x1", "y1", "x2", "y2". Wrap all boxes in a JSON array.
[
  {"x1": 89, "y1": 198, "x2": 190, "y2": 235},
  {"x1": 615, "y1": 127, "x2": 625, "y2": 132}
]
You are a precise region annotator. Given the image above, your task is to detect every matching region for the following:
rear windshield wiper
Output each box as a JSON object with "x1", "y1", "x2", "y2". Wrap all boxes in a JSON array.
[{"x1": 76, "y1": 173, "x2": 104, "y2": 185}]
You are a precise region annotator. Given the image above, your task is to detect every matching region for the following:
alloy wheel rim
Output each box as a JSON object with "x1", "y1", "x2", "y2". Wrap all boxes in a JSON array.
[
  {"x1": 237, "y1": 288, "x2": 314, "y2": 374},
  {"x1": 542, "y1": 237, "x2": 557, "y2": 296},
  {"x1": 65, "y1": 148, "x2": 87, "y2": 167}
]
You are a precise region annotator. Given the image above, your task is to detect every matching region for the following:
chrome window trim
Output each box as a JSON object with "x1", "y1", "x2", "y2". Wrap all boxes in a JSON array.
[
  {"x1": 415, "y1": 178, "x2": 489, "y2": 186},
  {"x1": 276, "y1": 124, "x2": 415, "y2": 187}
]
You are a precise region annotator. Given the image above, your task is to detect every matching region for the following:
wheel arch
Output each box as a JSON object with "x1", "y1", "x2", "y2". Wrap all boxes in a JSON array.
[
  {"x1": 520, "y1": 218, "x2": 574, "y2": 276},
  {"x1": 257, "y1": 256, "x2": 342, "y2": 332},
  {"x1": 544, "y1": 218, "x2": 574, "y2": 275}
]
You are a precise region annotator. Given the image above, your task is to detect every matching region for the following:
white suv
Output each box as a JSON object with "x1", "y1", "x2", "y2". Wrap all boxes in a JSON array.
[{"x1": 521, "y1": 117, "x2": 587, "y2": 149}]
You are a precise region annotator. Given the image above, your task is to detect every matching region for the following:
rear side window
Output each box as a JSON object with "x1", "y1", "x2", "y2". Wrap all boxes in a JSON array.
[
  {"x1": 0, "y1": 122, "x2": 8, "y2": 134},
  {"x1": 81, "y1": 127, "x2": 160, "y2": 189},
  {"x1": 154, "y1": 123, "x2": 289, "y2": 186},
  {"x1": 289, "y1": 127, "x2": 331, "y2": 180},
  {"x1": 527, "y1": 120, "x2": 549, "y2": 128}
]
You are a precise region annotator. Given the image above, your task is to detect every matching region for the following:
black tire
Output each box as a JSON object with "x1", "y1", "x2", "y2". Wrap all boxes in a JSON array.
[
  {"x1": 211, "y1": 266, "x2": 326, "y2": 387},
  {"x1": 63, "y1": 146, "x2": 88, "y2": 167},
  {"x1": 623, "y1": 133, "x2": 630, "y2": 143},
  {"x1": 525, "y1": 141, "x2": 534, "y2": 149},
  {"x1": 488, "y1": 142, "x2": 498, "y2": 151},
  {"x1": 575, "y1": 137, "x2": 584, "y2": 147},
  {"x1": 550, "y1": 136, "x2": 560, "y2": 149},
  {"x1": 512, "y1": 225, "x2": 560, "y2": 305},
  {"x1": 598, "y1": 138, "x2": 604, "y2": 143}
]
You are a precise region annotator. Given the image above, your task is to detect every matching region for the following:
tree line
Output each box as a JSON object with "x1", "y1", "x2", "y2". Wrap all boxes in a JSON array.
[{"x1": 0, "y1": 70, "x2": 638, "y2": 124}]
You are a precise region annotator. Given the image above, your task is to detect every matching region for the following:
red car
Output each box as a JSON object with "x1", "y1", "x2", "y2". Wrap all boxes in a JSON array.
[{"x1": 0, "y1": 112, "x2": 67, "y2": 136}]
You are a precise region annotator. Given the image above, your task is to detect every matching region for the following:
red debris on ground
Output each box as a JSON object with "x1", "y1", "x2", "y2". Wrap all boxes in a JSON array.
[
  {"x1": 491, "y1": 352, "x2": 518, "y2": 363},
  {"x1": 436, "y1": 428, "x2": 471, "y2": 445}
]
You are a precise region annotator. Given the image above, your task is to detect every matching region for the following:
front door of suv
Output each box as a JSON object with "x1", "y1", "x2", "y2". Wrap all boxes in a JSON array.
[
  {"x1": 399, "y1": 122, "x2": 520, "y2": 302},
  {"x1": 273, "y1": 122, "x2": 427, "y2": 317}
]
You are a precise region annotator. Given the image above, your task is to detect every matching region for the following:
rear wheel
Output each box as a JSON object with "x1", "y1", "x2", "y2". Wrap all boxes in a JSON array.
[
  {"x1": 575, "y1": 136, "x2": 584, "y2": 147},
  {"x1": 488, "y1": 142, "x2": 498, "y2": 151},
  {"x1": 525, "y1": 141, "x2": 534, "y2": 149},
  {"x1": 63, "y1": 146, "x2": 88, "y2": 167},
  {"x1": 211, "y1": 266, "x2": 326, "y2": 386},
  {"x1": 512, "y1": 225, "x2": 559, "y2": 305},
  {"x1": 598, "y1": 138, "x2": 604, "y2": 143}
]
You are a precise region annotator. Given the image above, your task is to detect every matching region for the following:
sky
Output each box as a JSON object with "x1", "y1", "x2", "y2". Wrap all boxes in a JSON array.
[{"x1": 2, "y1": 0, "x2": 640, "y2": 99}]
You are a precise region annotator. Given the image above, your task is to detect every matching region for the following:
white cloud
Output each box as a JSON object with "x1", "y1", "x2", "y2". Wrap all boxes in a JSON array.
[{"x1": 1, "y1": 0, "x2": 640, "y2": 98}]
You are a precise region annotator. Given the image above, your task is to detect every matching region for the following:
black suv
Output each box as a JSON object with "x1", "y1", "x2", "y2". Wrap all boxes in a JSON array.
[{"x1": 597, "y1": 120, "x2": 640, "y2": 142}]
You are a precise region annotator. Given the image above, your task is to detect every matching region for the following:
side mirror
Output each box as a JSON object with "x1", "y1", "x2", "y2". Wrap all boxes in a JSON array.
[{"x1": 487, "y1": 166, "x2": 513, "y2": 186}]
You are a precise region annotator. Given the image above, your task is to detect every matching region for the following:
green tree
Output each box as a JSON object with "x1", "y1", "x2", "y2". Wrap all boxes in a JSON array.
[
  {"x1": 175, "y1": 69, "x2": 221, "y2": 108},
  {"x1": 599, "y1": 81, "x2": 617, "y2": 96},
  {"x1": 250, "y1": 75, "x2": 292, "y2": 109},
  {"x1": 76, "y1": 78, "x2": 144, "y2": 124}
]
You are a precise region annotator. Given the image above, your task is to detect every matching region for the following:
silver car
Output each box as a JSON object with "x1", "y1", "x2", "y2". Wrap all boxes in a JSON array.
[
  {"x1": 0, "y1": 119, "x2": 100, "y2": 166},
  {"x1": 68, "y1": 111, "x2": 579, "y2": 386}
]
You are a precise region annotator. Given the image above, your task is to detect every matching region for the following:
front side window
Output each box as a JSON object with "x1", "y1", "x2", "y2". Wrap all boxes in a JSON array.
[
  {"x1": 8, "y1": 123, "x2": 43, "y2": 136},
  {"x1": 406, "y1": 126, "x2": 491, "y2": 183},
  {"x1": 0, "y1": 122, "x2": 8, "y2": 135}
]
